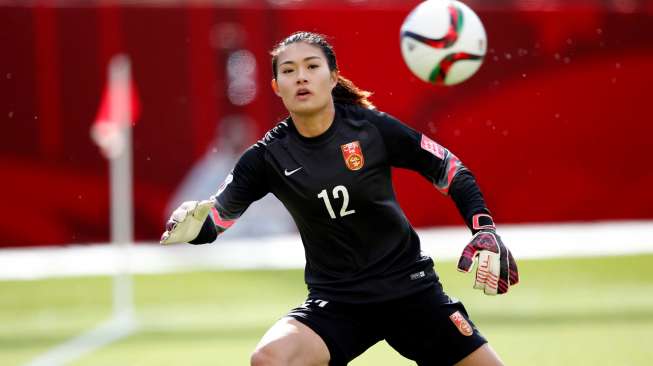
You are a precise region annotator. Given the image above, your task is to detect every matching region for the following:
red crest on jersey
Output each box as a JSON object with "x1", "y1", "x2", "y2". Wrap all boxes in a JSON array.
[
  {"x1": 341, "y1": 141, "x2": 364, "y2": 171},
  {"x1": 449, "y1": 311, "x2": 474, "y2": 336}
]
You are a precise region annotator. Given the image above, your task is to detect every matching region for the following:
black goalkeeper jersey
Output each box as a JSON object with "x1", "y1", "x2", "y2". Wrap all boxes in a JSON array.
[{"x1": 210, "y1": 103, "x2": 489, "y2": 303}]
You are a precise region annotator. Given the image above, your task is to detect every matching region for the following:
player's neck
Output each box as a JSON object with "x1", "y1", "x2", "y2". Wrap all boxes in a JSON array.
[{"x1": 291, "y1": 102, "x2": 336, "y2": 138}]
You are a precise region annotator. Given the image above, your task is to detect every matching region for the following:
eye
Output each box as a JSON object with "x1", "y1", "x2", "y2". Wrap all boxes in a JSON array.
[
  {"x1": 281, "y1": 68, "x2": 294, "y2": 74},
  {"x1": 308, "y1": 64, "x2": 319, "y2": 69}
]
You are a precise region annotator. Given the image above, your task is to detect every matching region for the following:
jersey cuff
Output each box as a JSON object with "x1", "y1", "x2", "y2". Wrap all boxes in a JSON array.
[{"x1": 210, "y1": 206, "x2": 235, "y2": 232}]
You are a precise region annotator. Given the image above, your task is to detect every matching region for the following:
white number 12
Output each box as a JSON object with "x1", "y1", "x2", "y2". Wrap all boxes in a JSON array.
[{"x1": 317, "y1": 185, "x2": 356, "y2": 219}]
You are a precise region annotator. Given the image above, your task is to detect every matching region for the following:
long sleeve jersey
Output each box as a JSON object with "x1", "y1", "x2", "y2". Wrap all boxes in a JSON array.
[{"x1": 201, "y1": 102, "x2": 490, "y2": 303}]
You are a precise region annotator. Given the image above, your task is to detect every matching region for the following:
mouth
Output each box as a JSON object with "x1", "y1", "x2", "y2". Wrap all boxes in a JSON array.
[{"x1": 295, "y1": 88, "x2": 312, "y2": 99}]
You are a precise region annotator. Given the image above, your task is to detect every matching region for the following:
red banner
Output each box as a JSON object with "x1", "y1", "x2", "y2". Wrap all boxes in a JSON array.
[{"x1": 1, "y1": 1, "x2": 651, "y2": 246}]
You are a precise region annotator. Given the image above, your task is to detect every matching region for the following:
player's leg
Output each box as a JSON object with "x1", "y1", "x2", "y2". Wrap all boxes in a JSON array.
[
  {"x1": 384, "y1": 284, "x2": 497, "y2": 366},
  {"x1": 254, "y1": 298, "x2": 382, "y2": 366},
  {"x1": 250, "y1": 317, "x2": 330, "y2": 366},
  {"x1": 454, "y1": 343, "x2": 504, "y2": 366}
]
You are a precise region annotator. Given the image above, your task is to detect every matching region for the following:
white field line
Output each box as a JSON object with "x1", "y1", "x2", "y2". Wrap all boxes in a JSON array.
[
  {"x1": 23, "y1": 313, "x2": 137, "y2": 366},
  {"x1": 1, "y1": 220, "x2": 652, "y2": 280}
]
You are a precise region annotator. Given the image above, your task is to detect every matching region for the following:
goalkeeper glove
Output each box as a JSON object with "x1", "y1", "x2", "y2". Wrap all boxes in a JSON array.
[
  {"x1": 160, "y1": 200, "x2": 216, "y2": 245},
  {"x1": 457, "y1": 215, "x2": 519, "y2": 295}
]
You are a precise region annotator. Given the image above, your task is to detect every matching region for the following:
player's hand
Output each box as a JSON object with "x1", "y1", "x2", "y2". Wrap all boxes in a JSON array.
[
  {"x1": 457, "y1": 230, "x2": 519, "y2": 295},
  {"x1": 160, "y1": 200, "x2": 214, "y2": 245}
]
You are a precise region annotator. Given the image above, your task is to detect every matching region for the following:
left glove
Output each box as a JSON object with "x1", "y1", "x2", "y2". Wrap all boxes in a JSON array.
[
  {"x1": 457, "y1": 230, "x2": 519, "y2": 295},
  {"x1": 160, "y1": 200, "x2": 215, "y2": 245}
]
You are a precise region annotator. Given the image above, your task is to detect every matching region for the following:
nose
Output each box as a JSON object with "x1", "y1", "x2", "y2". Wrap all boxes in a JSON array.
[{"x1": 296, "y1": 68, "x2": 308, "y2": 84}]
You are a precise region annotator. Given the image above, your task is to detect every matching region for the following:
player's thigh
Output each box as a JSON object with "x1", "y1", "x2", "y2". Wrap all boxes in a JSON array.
[
  {"x1": 454, "y1": 344, "x2": 503, "y2": 366},
  {"x1": 384, "y1": 287, "x2": 488, "y2": 365},
  {"x1": 252, "y1": 317, "x2": 330, "y2": 366}
]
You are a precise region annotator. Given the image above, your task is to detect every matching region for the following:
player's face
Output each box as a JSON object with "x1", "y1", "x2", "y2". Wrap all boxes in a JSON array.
[{"x1": 272, "y1": 42, "x2": 338, "y2": 116}]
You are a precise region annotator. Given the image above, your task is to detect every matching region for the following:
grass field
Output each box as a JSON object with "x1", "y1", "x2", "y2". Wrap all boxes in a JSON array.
[{"x1": 2, "y1": 254, "x2": 652, "y2": 365}]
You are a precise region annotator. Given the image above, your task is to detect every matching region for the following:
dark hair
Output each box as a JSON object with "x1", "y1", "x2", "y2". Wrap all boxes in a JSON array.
[{"x1": 271, "y1": 31, "x2": 374, "y2": 109}]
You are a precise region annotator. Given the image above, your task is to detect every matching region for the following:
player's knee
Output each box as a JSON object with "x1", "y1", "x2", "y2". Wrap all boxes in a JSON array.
[
  {"x1": 250, "y1": 345, "x2": 286, "y2": 366},
  {"x1": 249, "y1": 349, "x2": 271, "y2": 366}
]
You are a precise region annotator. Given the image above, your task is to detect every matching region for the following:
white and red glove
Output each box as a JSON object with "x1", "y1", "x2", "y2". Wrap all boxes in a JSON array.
[
  {"x1": 457, "y1": 216, "x2": 519, "y2": 295},
  {"x1": 160, "y1": 200, "x2": 215, "y2": 245}
]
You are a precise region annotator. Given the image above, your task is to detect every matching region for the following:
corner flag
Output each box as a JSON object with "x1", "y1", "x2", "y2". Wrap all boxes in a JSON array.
[{"x1": 91, "y1": 54, "x2": 140, "y2": 159}]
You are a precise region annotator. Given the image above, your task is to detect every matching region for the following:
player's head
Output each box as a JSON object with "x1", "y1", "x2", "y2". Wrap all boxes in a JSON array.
[{"x1": 270, "y1": 32, "x2": 373, "y2": 115}]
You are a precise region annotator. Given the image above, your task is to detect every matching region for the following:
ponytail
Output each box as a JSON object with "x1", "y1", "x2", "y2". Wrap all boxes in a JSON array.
[{"x1": 332, "y1": 75, "x2": 375, "y2": 109}]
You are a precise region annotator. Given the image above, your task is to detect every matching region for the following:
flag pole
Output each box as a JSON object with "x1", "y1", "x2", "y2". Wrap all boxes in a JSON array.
[
  {"x1": 25, "y1": 53, "x2": 139, "y2": 366},
  {"x1": 107, "y1": 54, "x2": 134, "y2": 321}
]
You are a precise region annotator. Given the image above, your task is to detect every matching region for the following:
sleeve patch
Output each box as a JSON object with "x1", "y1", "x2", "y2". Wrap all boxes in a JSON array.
[
  {"x1": 213, "y1": 173, "x2": 233, "y2": 198},
  {"x1": 420, "y1": 134, "x2": 445, "y2": 160}
]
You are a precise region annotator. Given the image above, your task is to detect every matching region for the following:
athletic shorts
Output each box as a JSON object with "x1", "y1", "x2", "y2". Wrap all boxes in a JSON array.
[{"x1": 287, "y1": 283, "x2": 487, "y2": 366}]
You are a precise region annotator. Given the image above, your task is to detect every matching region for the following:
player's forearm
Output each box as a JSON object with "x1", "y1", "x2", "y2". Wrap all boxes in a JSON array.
[
  {"x1": 189, "y1": 204, "x2": 234, "y2": 244},
  {"x1": 448, "y1": 170, "x2": 493, "y2": 233}
]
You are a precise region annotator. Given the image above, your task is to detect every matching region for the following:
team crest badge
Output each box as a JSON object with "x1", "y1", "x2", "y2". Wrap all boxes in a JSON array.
[
  {"x1": 341, "y1": 141, "x2": 364, "y2": 171},
  {"x1": 449, "y1": 311, "x2": 474, "y2": 336}
]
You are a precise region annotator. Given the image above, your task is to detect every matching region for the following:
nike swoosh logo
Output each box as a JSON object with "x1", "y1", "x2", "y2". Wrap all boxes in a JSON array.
[{"x1": 284, "y1": 167, "x2": 303, "y2": 176}]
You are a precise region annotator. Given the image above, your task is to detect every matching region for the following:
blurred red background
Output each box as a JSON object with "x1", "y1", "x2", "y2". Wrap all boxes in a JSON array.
[{"x1": 1, "y1": 0, "x2": 651, "y2": 247}]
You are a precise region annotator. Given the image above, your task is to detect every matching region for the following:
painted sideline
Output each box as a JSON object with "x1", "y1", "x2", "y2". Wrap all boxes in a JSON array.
[
  {"x1": 2, "y1": 220, "x2": 652, "y2": 280},
  {"x1": 24, "y1": 313, "x2": 137, "y2": 366}
]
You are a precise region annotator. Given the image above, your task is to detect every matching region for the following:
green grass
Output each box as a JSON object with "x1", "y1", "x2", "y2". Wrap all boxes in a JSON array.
[{"x1": 1, "y1": 255, "x2": 652, "y2": 365}]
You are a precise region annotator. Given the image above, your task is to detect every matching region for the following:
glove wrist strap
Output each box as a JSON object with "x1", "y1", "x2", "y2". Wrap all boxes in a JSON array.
[{"x1": 471, "y1": 213, "x2": 496, "y2": 233}]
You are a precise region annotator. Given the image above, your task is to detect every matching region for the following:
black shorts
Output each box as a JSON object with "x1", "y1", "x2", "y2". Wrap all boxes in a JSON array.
[{"x1": 287, "y1": 283, "x2": 487, "y2": 366}]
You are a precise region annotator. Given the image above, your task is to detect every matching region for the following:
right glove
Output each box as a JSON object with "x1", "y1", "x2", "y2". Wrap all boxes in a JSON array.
[
  {"x1": 457, "y1": 230, "x2": 519, "y2": 295},
  {"x1": 160, "y1": 200, "x2": 215, "y2": 245}
]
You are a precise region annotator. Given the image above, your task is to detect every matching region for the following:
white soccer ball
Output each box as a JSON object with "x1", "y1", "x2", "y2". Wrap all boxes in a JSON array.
[{"x1": 400, "y1": 0, "x2": 487, "y2": 85}]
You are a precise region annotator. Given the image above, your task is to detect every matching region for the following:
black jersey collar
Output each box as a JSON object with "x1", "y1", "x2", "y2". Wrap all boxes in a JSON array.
[{"x1": 288, "y1": 104, "x2": 342, "y2": 145}]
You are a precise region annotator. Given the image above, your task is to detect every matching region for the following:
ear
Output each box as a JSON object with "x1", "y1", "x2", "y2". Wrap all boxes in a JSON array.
[
  {"x1": 271, "y1": 79, "x2": 281, "y2": 97},
  {"x1": 330, "y1": 70, "x2": 339, "y2": 89}
]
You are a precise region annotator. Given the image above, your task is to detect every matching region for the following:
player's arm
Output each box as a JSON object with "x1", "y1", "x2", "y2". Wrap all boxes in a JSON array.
[
  {"x1": 373, "y1": 111, "x2": 518, "y2": 294},
  {"x1": 160, "y1": 146, "x2": 269, "y2": 245},
  {"x1": 445, "y1": 160, "x2": 519, "y2": 295},
  {"x1": 370, "y1": 110, "x2": 464, "y2": 193}
]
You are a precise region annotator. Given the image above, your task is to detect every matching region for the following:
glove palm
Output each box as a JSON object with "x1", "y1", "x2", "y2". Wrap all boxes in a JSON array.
[
  {"x1": 457, "y1": 230, "x2": 519, "y2": 295},
  {"x1": 160, "y1": 200, "x2": 214, "y2": 245}
]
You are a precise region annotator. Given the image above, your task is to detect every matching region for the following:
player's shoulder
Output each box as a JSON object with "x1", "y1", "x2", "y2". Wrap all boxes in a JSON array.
[
  {"x1": 338, "y1": 102, "x2": 401, "y2": 128},
  {"x1": 236, "y1": 118, "x2": 291, "y2": 166},
  {"x1": 252, "y1": 118, "x2": 292, "y2": 149},
  {"x1": 338, "y1": 102, "x2": 380, "y2": 121},
  {"x1": 337, "y1": 103, "x2": 408, "y2": 139}
]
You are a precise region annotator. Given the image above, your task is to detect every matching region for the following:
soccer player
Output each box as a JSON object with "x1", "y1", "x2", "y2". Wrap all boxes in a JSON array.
[{"x1": 161, "y1": 32, "x2": 519, "y2": 366}]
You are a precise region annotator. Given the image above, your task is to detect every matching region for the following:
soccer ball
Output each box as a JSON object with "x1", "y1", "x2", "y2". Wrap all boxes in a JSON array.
[{"x1": 400, "y1": 0, "x2": 487, "y2": 85}]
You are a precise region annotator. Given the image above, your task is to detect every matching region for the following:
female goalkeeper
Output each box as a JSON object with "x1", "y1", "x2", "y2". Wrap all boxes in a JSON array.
[{"x1": 161, "y1": 31, "x2": 519, "y2": 366}]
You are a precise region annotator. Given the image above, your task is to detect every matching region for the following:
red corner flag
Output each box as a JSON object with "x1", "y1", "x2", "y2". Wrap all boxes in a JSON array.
[{"x1": 91, "y1": 54, "x2": 141, "y2": 159}]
